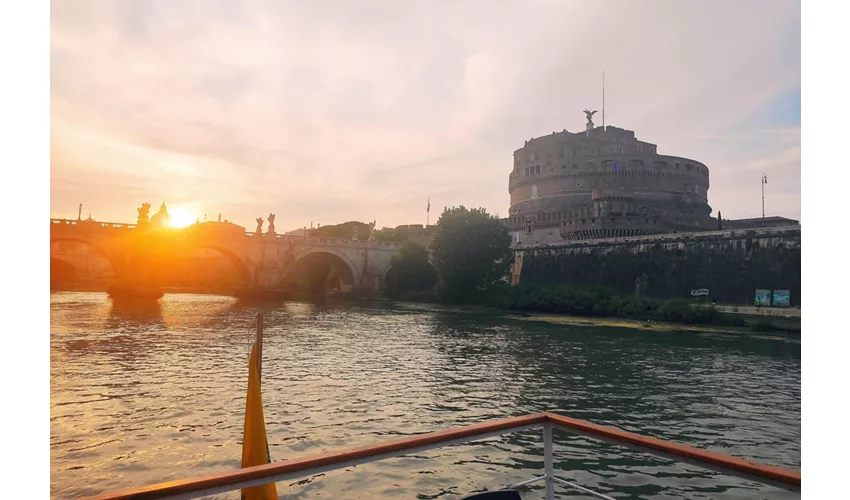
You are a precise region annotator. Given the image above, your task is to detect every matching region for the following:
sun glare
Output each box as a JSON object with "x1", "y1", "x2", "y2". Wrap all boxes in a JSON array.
[{"x1": 169, "y1": 207, "x2": 197, "y2": 228}]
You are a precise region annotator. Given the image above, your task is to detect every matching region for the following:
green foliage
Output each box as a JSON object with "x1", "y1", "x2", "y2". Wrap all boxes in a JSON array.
[
  {"x1": 501, "y1": 283, "x2": 720, "y2": 325},
  {"x1": 384, "y1": 240, "x2": 437, "y2": 298},
  {"x1": 656, "y1": 298, "x2": 718, "y2": 324},
  {"x1": 429, "y1": 206, "x2": 513, "y2": 302}
]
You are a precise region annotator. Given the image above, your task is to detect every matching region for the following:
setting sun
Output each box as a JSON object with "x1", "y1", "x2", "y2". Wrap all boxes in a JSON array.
[{"x1": 168, "y1": 206, "x2": 198, "y2": 228}]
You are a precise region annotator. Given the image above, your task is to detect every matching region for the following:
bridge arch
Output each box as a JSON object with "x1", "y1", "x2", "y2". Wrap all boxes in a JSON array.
[
  {"x1": 287, "y1": 248, "x2": 360, "y2": 293},
  {"x1": 50, "y1": 257, "x2": 78, "y2": 288},
  {"x1": 49, "y1": 237, "x2": 122, "y2": 278},
  {"x1": 186, "y1": 244, "x2": 254, "y2": 288}
]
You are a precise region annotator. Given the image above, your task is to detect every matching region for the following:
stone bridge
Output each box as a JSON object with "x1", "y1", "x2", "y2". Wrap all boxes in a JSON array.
[{"x1": 50, "y1": 218, "x2": 401, "y2": 295}]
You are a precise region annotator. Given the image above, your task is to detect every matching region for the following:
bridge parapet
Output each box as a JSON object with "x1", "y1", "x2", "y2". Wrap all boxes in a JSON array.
[
  {"x1": 277, "y1": 234, "x2": 402, "y2": 249},
  {"x1": 52, "y1": 219, "x2": 404, "y2": 250},
  {"x1": 51, "y1": 218, "x2": 138, "y2": 231}
]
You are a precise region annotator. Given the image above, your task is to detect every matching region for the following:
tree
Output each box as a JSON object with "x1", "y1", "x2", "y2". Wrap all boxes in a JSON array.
[
  {"x1": 429, "y1": 206, "x2": 513, "y2": 301},
  {"x1": 384, "y1": 240, "x2": 437, "y2": 297}
]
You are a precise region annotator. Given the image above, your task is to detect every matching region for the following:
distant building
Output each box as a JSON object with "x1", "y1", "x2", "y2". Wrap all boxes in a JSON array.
[
  {"x1": 507, "y1": 118, "x2": 713, "y2": 245},
  {"x1": 187, "y1": 220, "x2": 246, "y2": 237},
  {"x1": 506, "y1": 113, "x2": 798, "y2": 245},
  {"x1": 394, "y1": 224, "x2": 436, "y2": 247},
  {"x1": 722, "y1": 216, "x2": 799, "y2": 230}
]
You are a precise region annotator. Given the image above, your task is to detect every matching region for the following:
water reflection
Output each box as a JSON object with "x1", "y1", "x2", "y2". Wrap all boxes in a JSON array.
[
  {"x1": 50, "y1": 294, "x2": 800, "y2": 500},
  {"x1": 106, "y1": 299, "x2": 165, "y2": 331}
]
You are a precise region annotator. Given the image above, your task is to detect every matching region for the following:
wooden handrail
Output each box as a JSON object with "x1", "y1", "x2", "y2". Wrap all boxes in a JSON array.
[
  {"x1": 84, "y1": 413, "x2": 548, "y2": 500},
  {"x1": 542, "y1": 412, "x2": 800, "y2": 488},
  {"x1": 80, "y1": 412, "x2": 799, "y2": 500}
]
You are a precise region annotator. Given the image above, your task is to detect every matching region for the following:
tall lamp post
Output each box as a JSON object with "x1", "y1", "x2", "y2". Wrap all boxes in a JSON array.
[{"x1": 761, "y1": 173, "x2": 768, "y2": 218}]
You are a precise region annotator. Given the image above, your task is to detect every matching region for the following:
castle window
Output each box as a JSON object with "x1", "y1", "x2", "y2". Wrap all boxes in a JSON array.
[
  {"x1": 591, "y1": 218, "x2": 596, "y2": 223},
  {"x1": 610, "y1": 217, "x2": 615, "y2": 222}
]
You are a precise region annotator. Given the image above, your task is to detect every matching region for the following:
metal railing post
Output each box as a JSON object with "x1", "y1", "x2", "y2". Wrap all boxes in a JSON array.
[{"x1": 543, "y1": 423, "x2": 554, "y2": 500}]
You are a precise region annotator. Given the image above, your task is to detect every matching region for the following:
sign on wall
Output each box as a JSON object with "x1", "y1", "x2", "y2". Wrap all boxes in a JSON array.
[
  {"x1": 772, "y1": 289, "x2": 791, "y2": 307},
  {"x1": 754, "y1": 289, "x2": 770, "y2": 306},
  {"x1": 690, "y1": 289, "x2": 710, "y2": 297}
]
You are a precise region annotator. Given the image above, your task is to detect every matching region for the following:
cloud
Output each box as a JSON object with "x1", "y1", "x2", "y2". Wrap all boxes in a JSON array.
[{"x1": 51, "y1": 0, "x2": 801, "y2": 230}]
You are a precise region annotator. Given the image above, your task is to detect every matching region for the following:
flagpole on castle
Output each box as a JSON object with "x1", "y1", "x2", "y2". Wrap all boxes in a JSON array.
[
  {"x1": 426, "y1": 197, "x2": 430, "y2": 227},
  {"x1": 602, "y1": 70, "x2": 605, "y2": 131}
]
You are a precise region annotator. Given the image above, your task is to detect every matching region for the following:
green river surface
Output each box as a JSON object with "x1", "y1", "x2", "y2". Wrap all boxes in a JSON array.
[{"x1": 50, "y1": 292, "x2": 800, "y2": 499}]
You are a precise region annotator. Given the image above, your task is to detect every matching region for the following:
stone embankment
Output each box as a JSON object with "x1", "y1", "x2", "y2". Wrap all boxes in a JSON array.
[{"x1": 715, "y1": 305, "x2": 800, "y2": 318}]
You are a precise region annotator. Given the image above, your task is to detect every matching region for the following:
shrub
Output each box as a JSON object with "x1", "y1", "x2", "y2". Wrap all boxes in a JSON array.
[{"x1": 657, "y1": 298, "x2": 717, "y2": 324}]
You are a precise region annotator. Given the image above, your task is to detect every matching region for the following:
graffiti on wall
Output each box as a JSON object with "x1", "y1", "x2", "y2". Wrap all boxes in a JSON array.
[
  {"x1": 755, "y1": 289, "x2": 770, "y2": 306},
  {"x1": 772, "y1": 289, "x2": 791, "y2": 307}
]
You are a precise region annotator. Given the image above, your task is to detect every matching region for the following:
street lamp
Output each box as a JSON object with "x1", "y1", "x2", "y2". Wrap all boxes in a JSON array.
[{"x1": 761, "y1": 173, "x2": 768, "y2": 218}]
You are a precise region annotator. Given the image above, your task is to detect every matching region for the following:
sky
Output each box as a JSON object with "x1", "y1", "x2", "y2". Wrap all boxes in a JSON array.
[{"x1": 50, "y1": 0, "x2": 801, "y2": 231}]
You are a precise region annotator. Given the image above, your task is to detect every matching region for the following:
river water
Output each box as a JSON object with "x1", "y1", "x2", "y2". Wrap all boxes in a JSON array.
[{"x1": 50, "y1": 292, "x2": 800, "y2": 499}]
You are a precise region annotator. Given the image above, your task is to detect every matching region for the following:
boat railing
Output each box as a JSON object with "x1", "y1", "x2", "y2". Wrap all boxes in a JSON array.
[{"x1": 81, "y1": 411, "x2": 800, "y2": 500}]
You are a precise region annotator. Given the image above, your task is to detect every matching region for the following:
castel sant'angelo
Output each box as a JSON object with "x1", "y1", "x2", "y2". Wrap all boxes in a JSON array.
[{"x1": 506, "y1": 110, "x2": 715, "y2": 244}]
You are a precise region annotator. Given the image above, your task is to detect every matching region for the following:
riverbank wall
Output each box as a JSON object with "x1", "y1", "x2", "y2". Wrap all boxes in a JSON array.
[{"x1": 512, "y1": 226, "x2": 801, "y2": 306}]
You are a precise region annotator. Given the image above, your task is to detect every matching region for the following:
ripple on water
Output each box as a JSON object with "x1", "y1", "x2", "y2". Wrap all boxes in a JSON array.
[{"x1": 51, "y1": 292, "x2": 800, "y2": 499}]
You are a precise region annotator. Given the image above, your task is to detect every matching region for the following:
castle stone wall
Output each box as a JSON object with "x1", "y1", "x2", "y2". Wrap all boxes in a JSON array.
[{"x1": 512, "y1": 226, "x2": 801, "y2": 306}]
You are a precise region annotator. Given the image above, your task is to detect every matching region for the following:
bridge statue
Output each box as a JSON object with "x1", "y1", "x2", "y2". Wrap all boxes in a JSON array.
[
  {"x1": 137, "y1": 203, "x2": 151, "y2": 227},
  {"x1": 267, "y1": 213, "x2": 276, "y2": 235},
  {"x1": 255, "y1": 217, "x2": 264, "y2": 234},
  {"x1": 583, "y1": 109, "x2": 597, "y2": 128},
  {"x1": 368, "y1": 221, "x2": 377, "y2": 241}
]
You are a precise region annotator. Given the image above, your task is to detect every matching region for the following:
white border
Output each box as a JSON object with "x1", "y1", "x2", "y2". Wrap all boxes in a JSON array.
[
  {"x1": 0, "y1": 2, "x2": 50, "y2": 498},
  {"x1": 802, "y1": 1, "x2": 850, "y2": 498}
]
